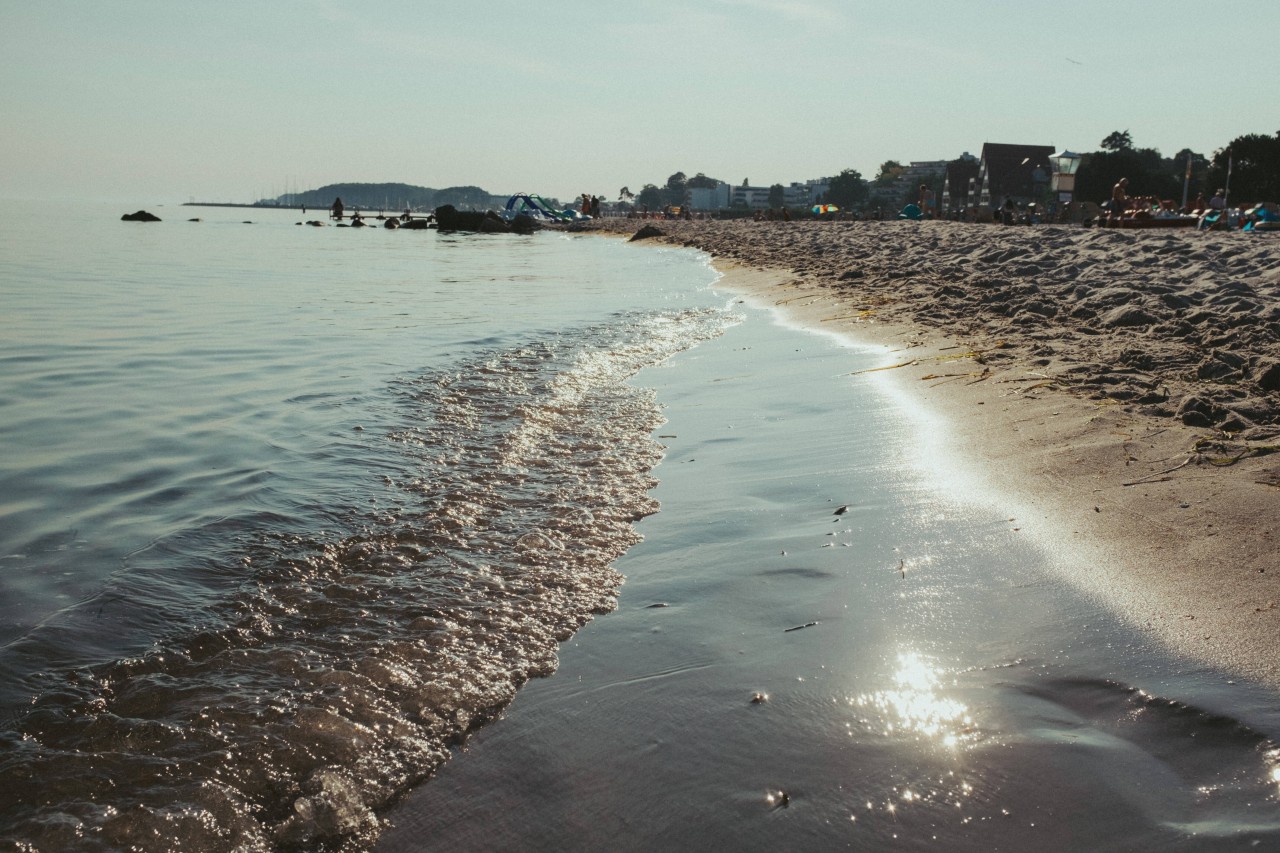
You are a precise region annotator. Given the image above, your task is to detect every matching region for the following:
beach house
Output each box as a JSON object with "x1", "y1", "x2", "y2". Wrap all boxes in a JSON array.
[{"x1": 973, "y1": 142, "x2": 1055, "y2": 209}]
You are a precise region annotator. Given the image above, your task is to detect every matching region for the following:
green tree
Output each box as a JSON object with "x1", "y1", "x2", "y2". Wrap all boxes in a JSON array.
[
  {"x1": 1207, "y1": 132, "x2": 1280, "y2": 202},
  {"x1": 824, "y1": 168, "x2": 869, "y2": 208},
  {"x1": 1076, "y1": 139, "x2": 1179, "y2": 205},
  {"x1": 664, "y1": 172, "x2": 688, "y2": 206},
  {"x1": 768, "y1": 184, "x2": 786, "y2": 208},
  {"x1": 874, "y1": 160, "x2": 905, "y2": 185},
  {"x1": 636, "y1": 184, "x2": 664, "y2": 210},
  {"x1": 1101, "y1": 130, "x2": 1133, "y2": 152},
  {"x1": 687, "y1": 172, "x2": 720, "y2": 189}
]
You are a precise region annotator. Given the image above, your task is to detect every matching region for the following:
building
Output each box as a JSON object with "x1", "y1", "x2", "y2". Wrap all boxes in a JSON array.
[
  {"x1": 729, "y1": 184, "x2": 774, "y2": 210},
  {"x1": 973, "y1": 143, "x2": 1055, "y2": 208},
  {"x1": 784, "y1": 178, "x2": 831, "y2": 208},
  {"x1": 686, "y1": 176, "x2": 831, "y2": 211},
  {"x1": 688, "y1": 183, "x2": 731, "y2": 211},
  {"x1": 900, "y1": 161, "x2": 948, "y2": 186},
  {"x1": 941, "y1": 153, "x2": 980, "y2": 212}
]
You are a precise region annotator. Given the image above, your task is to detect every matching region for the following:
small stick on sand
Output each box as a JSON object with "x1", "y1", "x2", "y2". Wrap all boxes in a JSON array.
[
  {"x1": 846, "y1": 360, "x2": 919, "y2": 376},
  {"x1": 1122, "y1": 456, "x2": 1193, "y2": 486}
]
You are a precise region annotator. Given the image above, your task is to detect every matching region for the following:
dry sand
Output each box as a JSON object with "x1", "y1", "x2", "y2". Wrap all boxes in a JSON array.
[{"x1": 587, "y1": 218, "x2": 1280, "y2": 688}]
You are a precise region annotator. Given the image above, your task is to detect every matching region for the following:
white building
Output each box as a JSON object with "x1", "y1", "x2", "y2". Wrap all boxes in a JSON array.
[
  {"x1": 729, "y1": 185, "x2": 774, "y2": 210},
  {"x1": 688, "y1": 183, "x2": 731, "y2": 211},
  {"x1": 785, "y1": 178, "x2": 831, "y2": 207}
]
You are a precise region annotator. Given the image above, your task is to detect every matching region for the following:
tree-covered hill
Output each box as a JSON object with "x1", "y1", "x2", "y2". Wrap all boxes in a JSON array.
[{"x1": 262, "y1": 183, "x2": 507, "y2": 211}]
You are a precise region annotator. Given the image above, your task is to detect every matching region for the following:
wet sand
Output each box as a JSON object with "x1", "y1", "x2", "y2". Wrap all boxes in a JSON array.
[
  {"x1": 597, "y1": 219, "x2": 1280, "y2": 689},
  {"x1": 377, "y1": 272, "x2": 1280, "y2": 851}
]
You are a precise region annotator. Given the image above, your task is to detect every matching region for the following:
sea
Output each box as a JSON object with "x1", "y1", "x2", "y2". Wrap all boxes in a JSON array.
[{"x1": 1, "y1": 203, "x2": 1277, "y2": 852}]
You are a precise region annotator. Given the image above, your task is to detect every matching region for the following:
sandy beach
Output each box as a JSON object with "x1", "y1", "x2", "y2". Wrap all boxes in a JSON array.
[{"x1": 588, "y1": 218, "x2": 1280, "y2": 688}]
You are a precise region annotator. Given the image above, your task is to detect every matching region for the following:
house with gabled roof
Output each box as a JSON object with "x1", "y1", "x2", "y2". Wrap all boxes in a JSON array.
[
  {"x1": 941, "y1": 154, "x2": 980, "y2": 212},
  {"x1": 974, "y1": 142, "x2": 1055, "y2": 208}
]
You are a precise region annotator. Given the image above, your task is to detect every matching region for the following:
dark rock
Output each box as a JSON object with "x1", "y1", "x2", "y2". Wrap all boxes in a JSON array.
[
  {"x1": 508, "y1": 213, "x2": 541, "y2": 235},
  {"x1": 121, "y1": 210, "x2": 160, "y2": 222},
  {"x1": 629, "y1": 225, "x2": 665, "y2": 242},
  {"x1": 383, "y1": 218, "x2": 400, "y2": 229},
  {"x1": 435, "y1": 205, "x2": 509, "y2": 233},
  {"x1": 399, "y1": 218, "x2": 433, "y2": 230}
]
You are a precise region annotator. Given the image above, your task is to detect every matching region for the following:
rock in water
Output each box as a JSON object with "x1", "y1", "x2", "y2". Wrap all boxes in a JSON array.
[
  {"x1": 629, "y1": 224, "x2": 664, "y2": 242},
  {"x1": 120, "y1": 210, "x2": 161, "y2": 222}
]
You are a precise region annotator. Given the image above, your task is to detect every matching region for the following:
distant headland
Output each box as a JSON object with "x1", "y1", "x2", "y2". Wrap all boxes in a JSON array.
[{"x1": 184, "y1": 182, "x2": 526, "y2": 212}]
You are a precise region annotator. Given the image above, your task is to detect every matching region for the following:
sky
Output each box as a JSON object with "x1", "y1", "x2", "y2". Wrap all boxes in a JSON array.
[{"x1": 2, "y1": 1, "x2": 1277, "y2": 205}]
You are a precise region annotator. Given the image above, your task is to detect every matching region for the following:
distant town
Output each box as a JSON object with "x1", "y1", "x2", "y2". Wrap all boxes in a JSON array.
[{"x1": 186, "y1": 130, "x2": 1276, "y2": 218}]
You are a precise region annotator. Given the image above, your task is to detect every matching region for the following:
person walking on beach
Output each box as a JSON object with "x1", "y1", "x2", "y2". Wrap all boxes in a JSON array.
[
  {"x1": 331, "y1": 197, "x2": 344, "y2": 220},
  {"x1": 1109, "y1": 178, "x2": 1128, "y2": 226},
  {"x1": 918, "y1": 184, "x2": 935, "y2": 219}
]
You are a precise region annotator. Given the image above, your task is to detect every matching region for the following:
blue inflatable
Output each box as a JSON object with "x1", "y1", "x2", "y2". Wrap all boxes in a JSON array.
[
  {"x1": 503, "y1": 193, "x2": 577, "y2": 222},
  {"x1": 897, "y1": 203, "x2": 923, "y2": 221}
]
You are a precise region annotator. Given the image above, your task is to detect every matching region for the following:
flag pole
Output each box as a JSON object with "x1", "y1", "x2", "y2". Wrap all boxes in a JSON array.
[
  {"x1": 1224, "y1": 150, "x2": 1233, "y2": 208},
  {"x1": 1181, "y1": 152, "x2": 1191, "y2": 210}
]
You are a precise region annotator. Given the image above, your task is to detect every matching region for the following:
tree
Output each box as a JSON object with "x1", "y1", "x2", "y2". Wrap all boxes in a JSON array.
[
  {"x1": 823, "y1": 168, "x2": 869, "y2": 208},
  {"x1": 1207, "y1": 132, "x2": 1280, "y2": 202},
  {"x1": 664, "y1": 172, "x2": 688, "y2": 206},
  {"x1": 874, "y1": 160, "x2": 905, "y2": 185},
  {"x1": 1101, "y1": 130, "x2": 1133, "y2": 152},
  {"x1": 636, "y1": 184, "x2": 664, "y2": 210},
  {"x1": 768, "y1": 184, "x2": 786, "y2": 208},
  {"x1": 618, "y1": 186, "x2": 634, "y2": 202},
  {"x1": 1075, "y1": 145, "x2": 1178, "y2": 204},
  {"x1": 687, "y1": 172, "x2": 720, "y2": 189}
]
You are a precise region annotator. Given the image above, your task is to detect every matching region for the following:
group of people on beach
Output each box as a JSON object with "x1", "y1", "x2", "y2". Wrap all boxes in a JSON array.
[
  {"x1": 1108, "y1": 178, "x2": 1273, "y2": 229},
  {"x1": 579, "y1": 194, "x2": 602, "y2": 218}
]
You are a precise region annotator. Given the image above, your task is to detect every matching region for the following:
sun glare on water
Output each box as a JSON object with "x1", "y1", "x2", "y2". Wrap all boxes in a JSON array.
[{"x1": 855, "y1": 651, "x2": 976, "y2": 748}]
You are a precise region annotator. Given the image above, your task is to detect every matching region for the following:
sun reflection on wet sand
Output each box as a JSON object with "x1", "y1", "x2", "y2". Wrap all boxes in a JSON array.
[
  {"x1": 835, "y1": 651, "x2": 988, "y2": 834},
  {"x1": 854, "y1": 651, "x2": 977, "y2": 748}
]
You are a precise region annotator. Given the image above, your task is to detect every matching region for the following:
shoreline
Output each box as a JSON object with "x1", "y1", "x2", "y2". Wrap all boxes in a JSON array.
[
  {"x1": 592, "y1": 219, "x2": 1280, "y2": 688},
  {"x1": 377, "y1": 243, "x2": 1280, "y2": 850}
]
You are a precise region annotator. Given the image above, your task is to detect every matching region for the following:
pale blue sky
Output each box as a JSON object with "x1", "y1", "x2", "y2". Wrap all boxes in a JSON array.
[{"x1": 2, "y1": 1, "x2": 1276, "y2": 205}]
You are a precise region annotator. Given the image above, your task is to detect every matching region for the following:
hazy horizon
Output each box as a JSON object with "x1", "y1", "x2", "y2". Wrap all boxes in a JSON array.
[{"x1": 3, "y1": 1, "x2": 1277, "y2": 207}]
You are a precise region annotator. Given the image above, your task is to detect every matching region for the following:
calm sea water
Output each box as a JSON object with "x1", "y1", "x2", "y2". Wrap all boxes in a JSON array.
[
  {"x1": 2, "y1": 205, "x2": 1278, "y2": 852},
  {"x1": 0, "y1": 204, "x2": 728, "y2": 849}
]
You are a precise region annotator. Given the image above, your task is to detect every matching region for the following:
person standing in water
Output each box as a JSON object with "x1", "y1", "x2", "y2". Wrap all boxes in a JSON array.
[{"x1": 331, "y1": 197, "x2": 344, "y2": 220}]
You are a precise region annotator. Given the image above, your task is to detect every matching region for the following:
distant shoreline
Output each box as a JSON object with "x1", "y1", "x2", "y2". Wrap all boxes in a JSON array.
[{"x1": 182, "y1": 202, "x2": 304, "y2": 209}]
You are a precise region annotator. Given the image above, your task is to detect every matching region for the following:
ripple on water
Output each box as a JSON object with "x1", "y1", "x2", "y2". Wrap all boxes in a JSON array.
[{"x1": 0, "y1": 308, "x2": 735, "y2": 851}]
